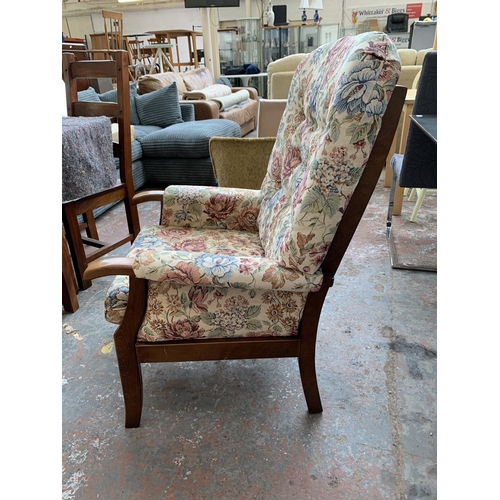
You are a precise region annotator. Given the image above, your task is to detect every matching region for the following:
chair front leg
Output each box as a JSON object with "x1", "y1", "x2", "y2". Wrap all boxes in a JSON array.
[{"x1": 113, "y1": 275, "x2": 148, "y2": 428}]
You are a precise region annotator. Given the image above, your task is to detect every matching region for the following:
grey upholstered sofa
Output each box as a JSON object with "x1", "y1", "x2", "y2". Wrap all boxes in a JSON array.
[{"x1": 78, "y1": 82, "x2": 241, "y2": 191}]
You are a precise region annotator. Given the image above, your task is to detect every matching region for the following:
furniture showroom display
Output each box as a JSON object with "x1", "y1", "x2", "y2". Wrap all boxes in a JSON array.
[
  {"x1": 83, "y1": 32, "x2": 405, "y2": 428},
  {"x1": 77, "y1": 71, "x2": 241, "y2": 192},
  {"x1": 136, "y1": 66, "x2": 259, "y2": 136}
]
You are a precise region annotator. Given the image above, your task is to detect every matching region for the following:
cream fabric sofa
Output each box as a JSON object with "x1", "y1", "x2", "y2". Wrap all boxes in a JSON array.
[
  {"x1": 137, "y1": 67, "x2": 259, "y2": 136},
  {"x1": 266, "y1": 47, "x2": 431, "y2": 99},
  {"x1": 266, "y1": 53, "x2": 307, "y2": 99},
  {"x1": 397, "y1": 48, "x2": 433, "y2": 89}
]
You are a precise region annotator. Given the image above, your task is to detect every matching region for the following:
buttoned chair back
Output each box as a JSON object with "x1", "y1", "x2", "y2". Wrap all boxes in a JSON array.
[
  {"x1": 258, "y1": 34, "x2": 401, "y2": 276},
  {"x1": 84, "y1": 32, "x2": 405, "y2": 427}
]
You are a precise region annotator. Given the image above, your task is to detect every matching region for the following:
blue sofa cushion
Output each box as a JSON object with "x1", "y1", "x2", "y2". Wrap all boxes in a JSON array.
[
  {"x1": 135, "y1": 82, "x2": 183, "y2": 128},
  {"x1": 99, "y1": 85, "x2": 141, "y2": 126},
  {"x1": 180, "y1": 104, "x2": 195, "y2": 123},
  {"x1": 76, "y1": 85, "x2": 141, "y2": 125},
  {"x1": 139, "y1": 119, "x2": 240, "y2": 159},
  {"x1": 133, "y1": 125, "x2": 162, "y2": 140},
  {"x1": 77, "y1": 87, "x2": 101, "y2": 102}
]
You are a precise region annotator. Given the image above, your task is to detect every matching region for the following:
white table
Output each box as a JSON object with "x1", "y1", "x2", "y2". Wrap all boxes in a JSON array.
[
  {"x1": 224, "y1": 72, "x2": 267, "y2": 87},
  {"x1": 143, "y1": 43, "x2": 177, "y2": 73}
]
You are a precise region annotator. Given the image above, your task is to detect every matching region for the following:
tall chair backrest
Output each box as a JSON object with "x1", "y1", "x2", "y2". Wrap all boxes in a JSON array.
[
  {"x1": 257, "y1": 32, "x2": 401, "y2": 276},
  {"x1": 64, "y1": 50, "x2": 133, "y2": 190},
  {"x1": 398, "y1": 50, "x2": 437, "y2": 188},
  {"x1": 103, "y1": 10, "x2": 124, "y2": 52},
  {"x1": 62, "y1": 50, "x2": 140, "y2": 289},
  {"x1": 387, "y1": 13, "x2": 409, "y2": 33}
]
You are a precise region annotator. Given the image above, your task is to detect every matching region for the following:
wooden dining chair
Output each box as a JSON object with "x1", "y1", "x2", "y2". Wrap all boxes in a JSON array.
[
  {"x1": 62, "y1": 50, "x2": 140, "y2": 291},
  {"x1": 87, "y1": 10, "x2": 135, "y2": 81}
]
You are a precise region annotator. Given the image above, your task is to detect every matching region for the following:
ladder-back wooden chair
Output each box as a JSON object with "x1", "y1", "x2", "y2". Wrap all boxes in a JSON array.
[
  {"x1": 62, "y1": 50, "x2": 140, "y2": 291},
  {"x1": 84, "y1": 33, "x2": 405, "y2": 428},
  {"x1": 87, "y1": 10, "x2": 135, "y2": 81}
]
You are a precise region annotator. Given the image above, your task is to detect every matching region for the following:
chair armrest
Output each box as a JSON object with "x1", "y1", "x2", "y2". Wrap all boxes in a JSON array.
[
  {"x1": 132, "y1": 190, "x2": 163, "y2": 205},
  {"x1": 257, "y1": 99, "x2": 287, "y2": 137},
  {"x1": 179, "y1": 99, "x2": 219, "y2": 120},
  {"x1": 160, "y1": 185, "x2": 262, "y2": 231},
  {"x1": 209, "y1": 137, "x2": 275, "y2": 189},
  {"x1": 83, "y1": 257, "x2": 135, "y2": 280},
  {"x1": 269, "y1": 72, "x2": 295, "y2": 99},
  {"x1": 398, "y1": 66, "x2": 422, "y2": 91},
  {"x1": 231, "y1": 87, "x2": 259, "y2": 101}
]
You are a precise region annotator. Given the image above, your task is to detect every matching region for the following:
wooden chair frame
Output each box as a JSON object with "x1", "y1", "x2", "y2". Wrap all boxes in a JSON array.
[
  {"x1": 84, "y1": 86, "x2": 406, "y2": 428},
  {"x1": 87, "y1": 10, "x2": 135, "y2": 81},
  {"x1": 62, "y1": 51, "x2": 140, "y2": 291}
]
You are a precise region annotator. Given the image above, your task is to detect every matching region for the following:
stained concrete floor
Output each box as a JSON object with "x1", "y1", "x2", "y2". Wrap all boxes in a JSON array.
[{"x1": 62, "y1": 173, "x2": 437, "y2": 499}]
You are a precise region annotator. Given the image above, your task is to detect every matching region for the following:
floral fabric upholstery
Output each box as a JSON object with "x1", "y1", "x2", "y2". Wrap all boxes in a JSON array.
[
  {"x1": 106, "y1": 275, "x2": 308, "y2": 341},
  {"x1": 129, "y1": 186, "x2": 323, "y2": 292},
  {"x1": 104, "y1": 32, "x2": 401, "y2": 342},
  {"x1": 257, "y1": 32, "x2": 401, "y2": 275}
]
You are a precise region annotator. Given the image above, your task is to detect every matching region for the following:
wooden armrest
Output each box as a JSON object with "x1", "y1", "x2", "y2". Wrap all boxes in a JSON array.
[
  {"x1": 132, "y1": 190, "x2": 164, "y2": 222},
  {"x1": 132, "y1": 190, "x2": 163, "y2": 205},
  {"x1": 83, "y1": 257, "x2": 135, "y2": 280}
]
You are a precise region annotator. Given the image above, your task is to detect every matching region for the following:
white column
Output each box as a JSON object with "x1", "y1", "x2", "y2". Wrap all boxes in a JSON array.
[{"x1": 201, "y1": 8, "x2": 221, "y2": 78}]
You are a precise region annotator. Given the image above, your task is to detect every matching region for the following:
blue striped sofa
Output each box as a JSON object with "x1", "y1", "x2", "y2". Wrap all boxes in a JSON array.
[{"x1": 78, "y1": 82, "x2": 241, "y2": 193}]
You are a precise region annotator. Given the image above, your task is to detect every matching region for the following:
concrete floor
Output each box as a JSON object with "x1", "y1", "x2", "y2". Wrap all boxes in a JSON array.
[{"x1": 62, "y1": 174, "x2": 437, "y2": 499}]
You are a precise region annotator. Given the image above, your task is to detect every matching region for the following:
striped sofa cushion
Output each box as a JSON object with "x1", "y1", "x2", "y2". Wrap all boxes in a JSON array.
[
  {"x1": 98, "y1": 85, "x2": 141, "y2": 126},
  {"x1": 135, "y1": 82, "x2": 183, "y2": 128},
  {"x1": 139, "y1": 119, "x2": 240, "y2": 159}
]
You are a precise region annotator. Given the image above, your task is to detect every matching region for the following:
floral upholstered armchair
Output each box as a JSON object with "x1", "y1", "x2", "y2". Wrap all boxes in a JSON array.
[{"x1": 85, "y1": 32, "x2": 405, "y2": 428}]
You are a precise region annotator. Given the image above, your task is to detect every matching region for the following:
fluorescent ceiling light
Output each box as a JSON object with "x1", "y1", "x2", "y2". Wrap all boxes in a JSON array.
[{"x1": 118, "y1": 0, "x2": 143, "y2": 3}]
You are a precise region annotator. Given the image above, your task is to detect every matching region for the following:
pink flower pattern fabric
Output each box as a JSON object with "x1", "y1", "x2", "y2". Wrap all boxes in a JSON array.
[
  {"x1": 104, "y1": 33, "x2": 401, "y2": 342},
  {"x1": 258, "y1": 33, "x2": 401, "y2": 275}
]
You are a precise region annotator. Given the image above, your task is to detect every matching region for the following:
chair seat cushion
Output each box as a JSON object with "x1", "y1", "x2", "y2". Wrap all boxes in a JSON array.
[
  {"x1": 104, "y1": 190, "x2": 316, "y2": 338},
  {"x1": 105, "y1": 274, "x2": 309, "y2": 342},
  {"x1": 139, "y1": 119, "x2": 240, "y2": 158},
  {"x1": 130, "y1": 225, "x2": 323, "y2": 292}
]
